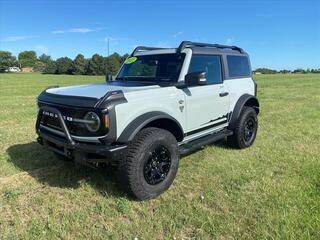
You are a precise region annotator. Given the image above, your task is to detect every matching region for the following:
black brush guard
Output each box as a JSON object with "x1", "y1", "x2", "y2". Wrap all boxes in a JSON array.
[{"x1": 35, "y1": 106, "x2": 126, "y2": 165}]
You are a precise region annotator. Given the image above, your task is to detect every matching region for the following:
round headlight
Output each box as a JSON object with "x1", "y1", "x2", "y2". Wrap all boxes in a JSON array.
[{"x1": 84, "y1": 112, "x2": 100, "y2": 132}]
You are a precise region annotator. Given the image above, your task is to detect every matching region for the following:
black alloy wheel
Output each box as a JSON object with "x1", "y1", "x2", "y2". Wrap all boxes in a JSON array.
[
  {"x1": 243, "y1": 117, "x2": 256, "y2": 143},
  {"x1": 117, "y1": 127, "x2": 180, "y2": 200},
  {"x1": 143, "y1": 146, "x2": 172, "y2": 185},
  {"x1": 227, "y1": 106, "x2": 258, "y2": 149}
]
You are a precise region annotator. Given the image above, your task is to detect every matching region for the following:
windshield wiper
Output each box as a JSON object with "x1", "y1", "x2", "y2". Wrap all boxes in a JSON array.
[
  {"x1": 155, "y1": 77, "x2": 173, "y2": 82},
  {"x1": 115, "y1": 76, "x2": 129, "y2": 81},
  {"x1": 115, "y1": 76, "x2": 175, "y2": 86}
]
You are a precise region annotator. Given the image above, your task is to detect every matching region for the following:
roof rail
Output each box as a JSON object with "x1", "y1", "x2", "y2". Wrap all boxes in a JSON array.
[
  {"x1": 178, "y1": 41, "x2": 244, "y2": 53},
  {"x1": 130, "y1": 46, "x2": 170, "y2": 56}
]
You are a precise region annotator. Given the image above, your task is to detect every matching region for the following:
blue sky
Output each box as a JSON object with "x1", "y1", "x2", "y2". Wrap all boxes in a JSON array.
[{"x1": 0, "y1": 0, "x2": 319, "y2": 70}]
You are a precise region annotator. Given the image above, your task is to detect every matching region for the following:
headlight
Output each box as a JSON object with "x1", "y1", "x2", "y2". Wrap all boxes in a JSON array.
[{"x1": 84, "y1": 112, "x2": 100, "y2": 132}]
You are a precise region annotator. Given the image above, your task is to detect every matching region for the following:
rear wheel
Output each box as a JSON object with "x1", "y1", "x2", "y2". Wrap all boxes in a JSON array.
[
  {"x1": 117, "y1": 127, "x2": 179, "y2": 200},
  {"x1": 227, "y1": 107, "x2": 258, "y2": 149}
]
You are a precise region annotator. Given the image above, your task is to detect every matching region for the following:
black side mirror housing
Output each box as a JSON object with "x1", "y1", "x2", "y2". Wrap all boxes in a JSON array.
[
  {"x1": 106, "y1": 72, "x2": 113, "y2": 81},
  {"x1": 185, "y1": 71, "x2": 207, "y2": 86}
]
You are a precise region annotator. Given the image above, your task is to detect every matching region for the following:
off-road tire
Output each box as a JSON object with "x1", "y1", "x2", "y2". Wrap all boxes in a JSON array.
[
  {"x1": 117, "y1": 127, "x2": 179, "y2": 200},
  {"x1": 227, "y1": 107, "x2": 258, "y2": 149}
]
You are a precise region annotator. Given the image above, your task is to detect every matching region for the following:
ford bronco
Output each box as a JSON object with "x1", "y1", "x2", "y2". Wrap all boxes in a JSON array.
[{"x1": 36, "y1": 41, "x2": 259, "y2": 200}]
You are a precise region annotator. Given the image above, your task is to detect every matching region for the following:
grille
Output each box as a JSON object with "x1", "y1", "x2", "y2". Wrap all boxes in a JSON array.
[{"x1": 38, "y1": 102, "x2": 107, "y2": 137}]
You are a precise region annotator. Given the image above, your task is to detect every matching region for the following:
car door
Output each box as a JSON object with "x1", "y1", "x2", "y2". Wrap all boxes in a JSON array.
[{"x1": 183, "y1": 54, "x2": 230, "y2": 136}]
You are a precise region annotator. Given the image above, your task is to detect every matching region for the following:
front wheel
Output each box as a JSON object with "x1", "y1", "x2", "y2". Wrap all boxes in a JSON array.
[
  {"x1": 227, "y1": 107, "x2": 258, "y2": 149},
  {"x1": 117, "y1": 127, "x2": 179, "y2": 200}
]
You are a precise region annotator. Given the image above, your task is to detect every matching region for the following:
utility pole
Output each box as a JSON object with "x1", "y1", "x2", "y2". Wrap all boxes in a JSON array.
[
  {"x1": 107, "y1": 38, "x2": 110, "y2": 58},
  {"x1": 106, "y1": 38, "x2": 112, "y2": 81}
]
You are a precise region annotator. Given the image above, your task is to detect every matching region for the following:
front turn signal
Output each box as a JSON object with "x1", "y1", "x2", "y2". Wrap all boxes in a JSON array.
[{"x1": 104, "y1": 114, "x2": 109, "y2": 129}]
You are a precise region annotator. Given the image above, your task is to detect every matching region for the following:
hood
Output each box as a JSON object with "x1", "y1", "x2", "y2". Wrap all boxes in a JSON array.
[
  {"x1": 38, "y1": 81, "x2": 161, "y2": 108},
  {"x1": 46, "y1": 81, "x2": 160, "y2": 99}
]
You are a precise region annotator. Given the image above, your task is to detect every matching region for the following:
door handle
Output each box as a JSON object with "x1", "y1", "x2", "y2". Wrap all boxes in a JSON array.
[{"x1": 219, "y1": 92, "x2": 229, "y2": 97}]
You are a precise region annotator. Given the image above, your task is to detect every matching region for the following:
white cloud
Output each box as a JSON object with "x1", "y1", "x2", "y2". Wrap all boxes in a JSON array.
[
  {"x1": 70, "y1": 28, "x2": 96, "y2": 33},
  {"x1": 51, "y1": 30, "x2": 65, "y2": 34},
  {"x1": 173, "y1": 31, "x2": 184, "y2": 38},
  {"x1": 1, "y1": 35, "x2": 38, "y2": 42},
  {"x1": 35, "y1": 45, "x2": 49, "y2": 54},
  {"x1": 51, "y1": 27, "x2": 103, "y2": 34}
]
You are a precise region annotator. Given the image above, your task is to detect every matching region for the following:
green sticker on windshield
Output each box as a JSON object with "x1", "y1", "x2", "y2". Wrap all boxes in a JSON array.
[{"x1": 124, "y1": 57, "x2": 137, "y2": 64}]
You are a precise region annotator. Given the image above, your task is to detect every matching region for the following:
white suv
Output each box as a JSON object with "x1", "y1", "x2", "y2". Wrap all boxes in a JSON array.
[{"x1": 35, "y1": 41, "x2": 259, "y2": 200}]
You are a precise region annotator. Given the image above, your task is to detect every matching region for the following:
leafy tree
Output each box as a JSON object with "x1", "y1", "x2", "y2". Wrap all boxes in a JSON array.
[
  {"x1": 254, "y1": 68, "x2": 277, "y2": 74},
  {"x1": 56, "y1": 57, "x2": 73, "y2": 74},
  {"x1": 72, "y1": 54, "x2": 88, "y2": 75},
  {"x1": 18, "y1": 51, "x2": 37, "y2": 67},
  {"x1": 105, "y1": 53, "x2": 121, "y2": 75},
  {"x1": 1, "y1": 51, "x2": 145, "y2": 75},
  {"x1": 43, "y1": 61, "x2": 57, "y2": 74},
  {"x1": 34, "y1": 61, "x2": 46, "y2": 72},
  {"x1": 120, "y1": 53, "x2": 129, "y2": 65},
  {"x1": 87, "y1": 54, "x2": 105, "y2": 75},
  {"x1": 0, "y1": 51, "x2": 17, "y2": 72},
  {"x1": 38, "y1": 54, "x2": 52, "y2": 64},
  {"x1": 279, "y1": 69, "x2": 291, "y2": 74},
  {"x1": 293, "y1": 68, "x2": 306, "y2": 74}
]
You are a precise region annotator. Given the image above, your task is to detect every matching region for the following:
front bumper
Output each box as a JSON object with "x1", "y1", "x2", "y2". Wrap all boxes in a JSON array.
[{"x1": 36, "y1": 106, "x2": 126, "y2": 165}]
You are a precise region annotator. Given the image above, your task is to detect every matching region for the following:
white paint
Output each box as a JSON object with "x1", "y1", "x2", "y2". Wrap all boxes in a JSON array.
[{"x1": 46, "y1": 49, "x2": 255, "y2": 143}]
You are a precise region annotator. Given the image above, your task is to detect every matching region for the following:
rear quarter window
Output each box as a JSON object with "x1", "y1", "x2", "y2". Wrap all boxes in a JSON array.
[{"x1": 227, "y1": 55, "x2": 251, "y2": 78}]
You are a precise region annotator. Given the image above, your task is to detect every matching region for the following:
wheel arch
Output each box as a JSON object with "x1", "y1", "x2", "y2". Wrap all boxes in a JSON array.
[
  {"x1": 117, "y1": 111, "x2": 184, "y2": 143},
  {"x1": 228, "y1": 94, "x2": 259, "y2": 129}
]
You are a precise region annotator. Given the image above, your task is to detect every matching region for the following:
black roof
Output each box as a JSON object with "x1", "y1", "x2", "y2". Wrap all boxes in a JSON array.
[
  {"x1": 178, "y1": 41, "x2": 244, "y2": 53},
  {"x1": 131, "y1": 41, "x2": 246, "y2": 56}
]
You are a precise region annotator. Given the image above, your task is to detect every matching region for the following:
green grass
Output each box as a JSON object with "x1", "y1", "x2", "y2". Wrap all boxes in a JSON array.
[{"x1": 0, "y1": 72, "x2": 319, "y2": 239}]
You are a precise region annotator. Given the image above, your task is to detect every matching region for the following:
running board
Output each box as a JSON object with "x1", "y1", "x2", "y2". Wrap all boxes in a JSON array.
[{"x1": 179, "y1": 129, "x2": 233, "y2": 156}]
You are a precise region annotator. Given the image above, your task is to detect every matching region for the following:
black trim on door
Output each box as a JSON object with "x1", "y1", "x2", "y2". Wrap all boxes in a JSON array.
[
  {"x1": 200, "y1": 114, "x2": 229, "y2": 126},
  {"x1": 184, "y1": 119, "x2": 227, "y2": 137}
]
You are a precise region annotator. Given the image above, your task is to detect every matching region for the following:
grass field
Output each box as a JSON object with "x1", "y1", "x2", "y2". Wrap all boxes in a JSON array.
[{"x1": 0, "y1": 73, "x2": 319, "y2": 239}]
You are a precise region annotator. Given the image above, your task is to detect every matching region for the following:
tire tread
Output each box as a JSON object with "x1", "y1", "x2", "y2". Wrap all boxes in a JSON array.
[
  {"x1": 227, "y1": 107, "x2": 257, "y2": 149},
  {"x1": 118, "y1": 127, "x2": 178, "y2": 200}
]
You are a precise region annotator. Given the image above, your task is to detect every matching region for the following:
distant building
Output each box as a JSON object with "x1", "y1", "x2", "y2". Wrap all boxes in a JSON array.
[
  {"x1": 21, "y1": 67, "x2": 34, "y2": 73},
  {"x1": 7, "y1": 67, "x2": 21, "y2": 72}
]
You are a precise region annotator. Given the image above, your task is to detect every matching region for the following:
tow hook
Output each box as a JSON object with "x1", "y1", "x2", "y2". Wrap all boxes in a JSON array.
[
  {"x1": 65, "y1": 149, "x2": 72, "y2": 157},
  {"x1": 37, "y1": 137, "x2": 43, "y2": 145}
]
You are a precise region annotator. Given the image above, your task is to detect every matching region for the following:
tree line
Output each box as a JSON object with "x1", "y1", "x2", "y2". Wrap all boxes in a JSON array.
[
  {"x1": 0, "y1": 50, "x2": 319, "y2": 75},
  {"x1": 0, "y1": 50, "x2": 129, "y2": 75},
  {"x1": 254, "y1": 68, "x2": 320, "y2": 74}
]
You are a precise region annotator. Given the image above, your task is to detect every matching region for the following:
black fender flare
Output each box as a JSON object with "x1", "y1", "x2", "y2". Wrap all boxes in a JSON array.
[
  {"x1": 228, "y1": 94, "x2": 259, "y2": 129},
  {"x1": 117, "y1": 111, "x2": 184, "y2": 143}
]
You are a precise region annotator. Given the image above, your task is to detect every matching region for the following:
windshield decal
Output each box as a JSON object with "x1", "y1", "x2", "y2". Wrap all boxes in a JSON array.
[{"x1": 124, "y1": 57, "x2": 137, "y2": 64}]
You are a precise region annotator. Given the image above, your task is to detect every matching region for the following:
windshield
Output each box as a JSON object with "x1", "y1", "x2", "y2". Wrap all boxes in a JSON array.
[{"x1": 116, "y1": 53, "x2": 185, "y2": 83}]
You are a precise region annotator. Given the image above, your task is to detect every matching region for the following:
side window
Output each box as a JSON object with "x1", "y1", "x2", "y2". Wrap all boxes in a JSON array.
[
  {"x1": 227, "y1": 55, "x2": 250, "y2": 78},
  {"x1": 188, "y1": 55, "x2": 222, "y2": 84}
]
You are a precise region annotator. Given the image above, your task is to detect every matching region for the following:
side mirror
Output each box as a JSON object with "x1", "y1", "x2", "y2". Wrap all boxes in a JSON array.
[
  {"x1": 106, "y1": 72, "x2": 113, "y2": 81},
  {"x1": 185, "y1": 71, "x2": 207, "y2": 86}
]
